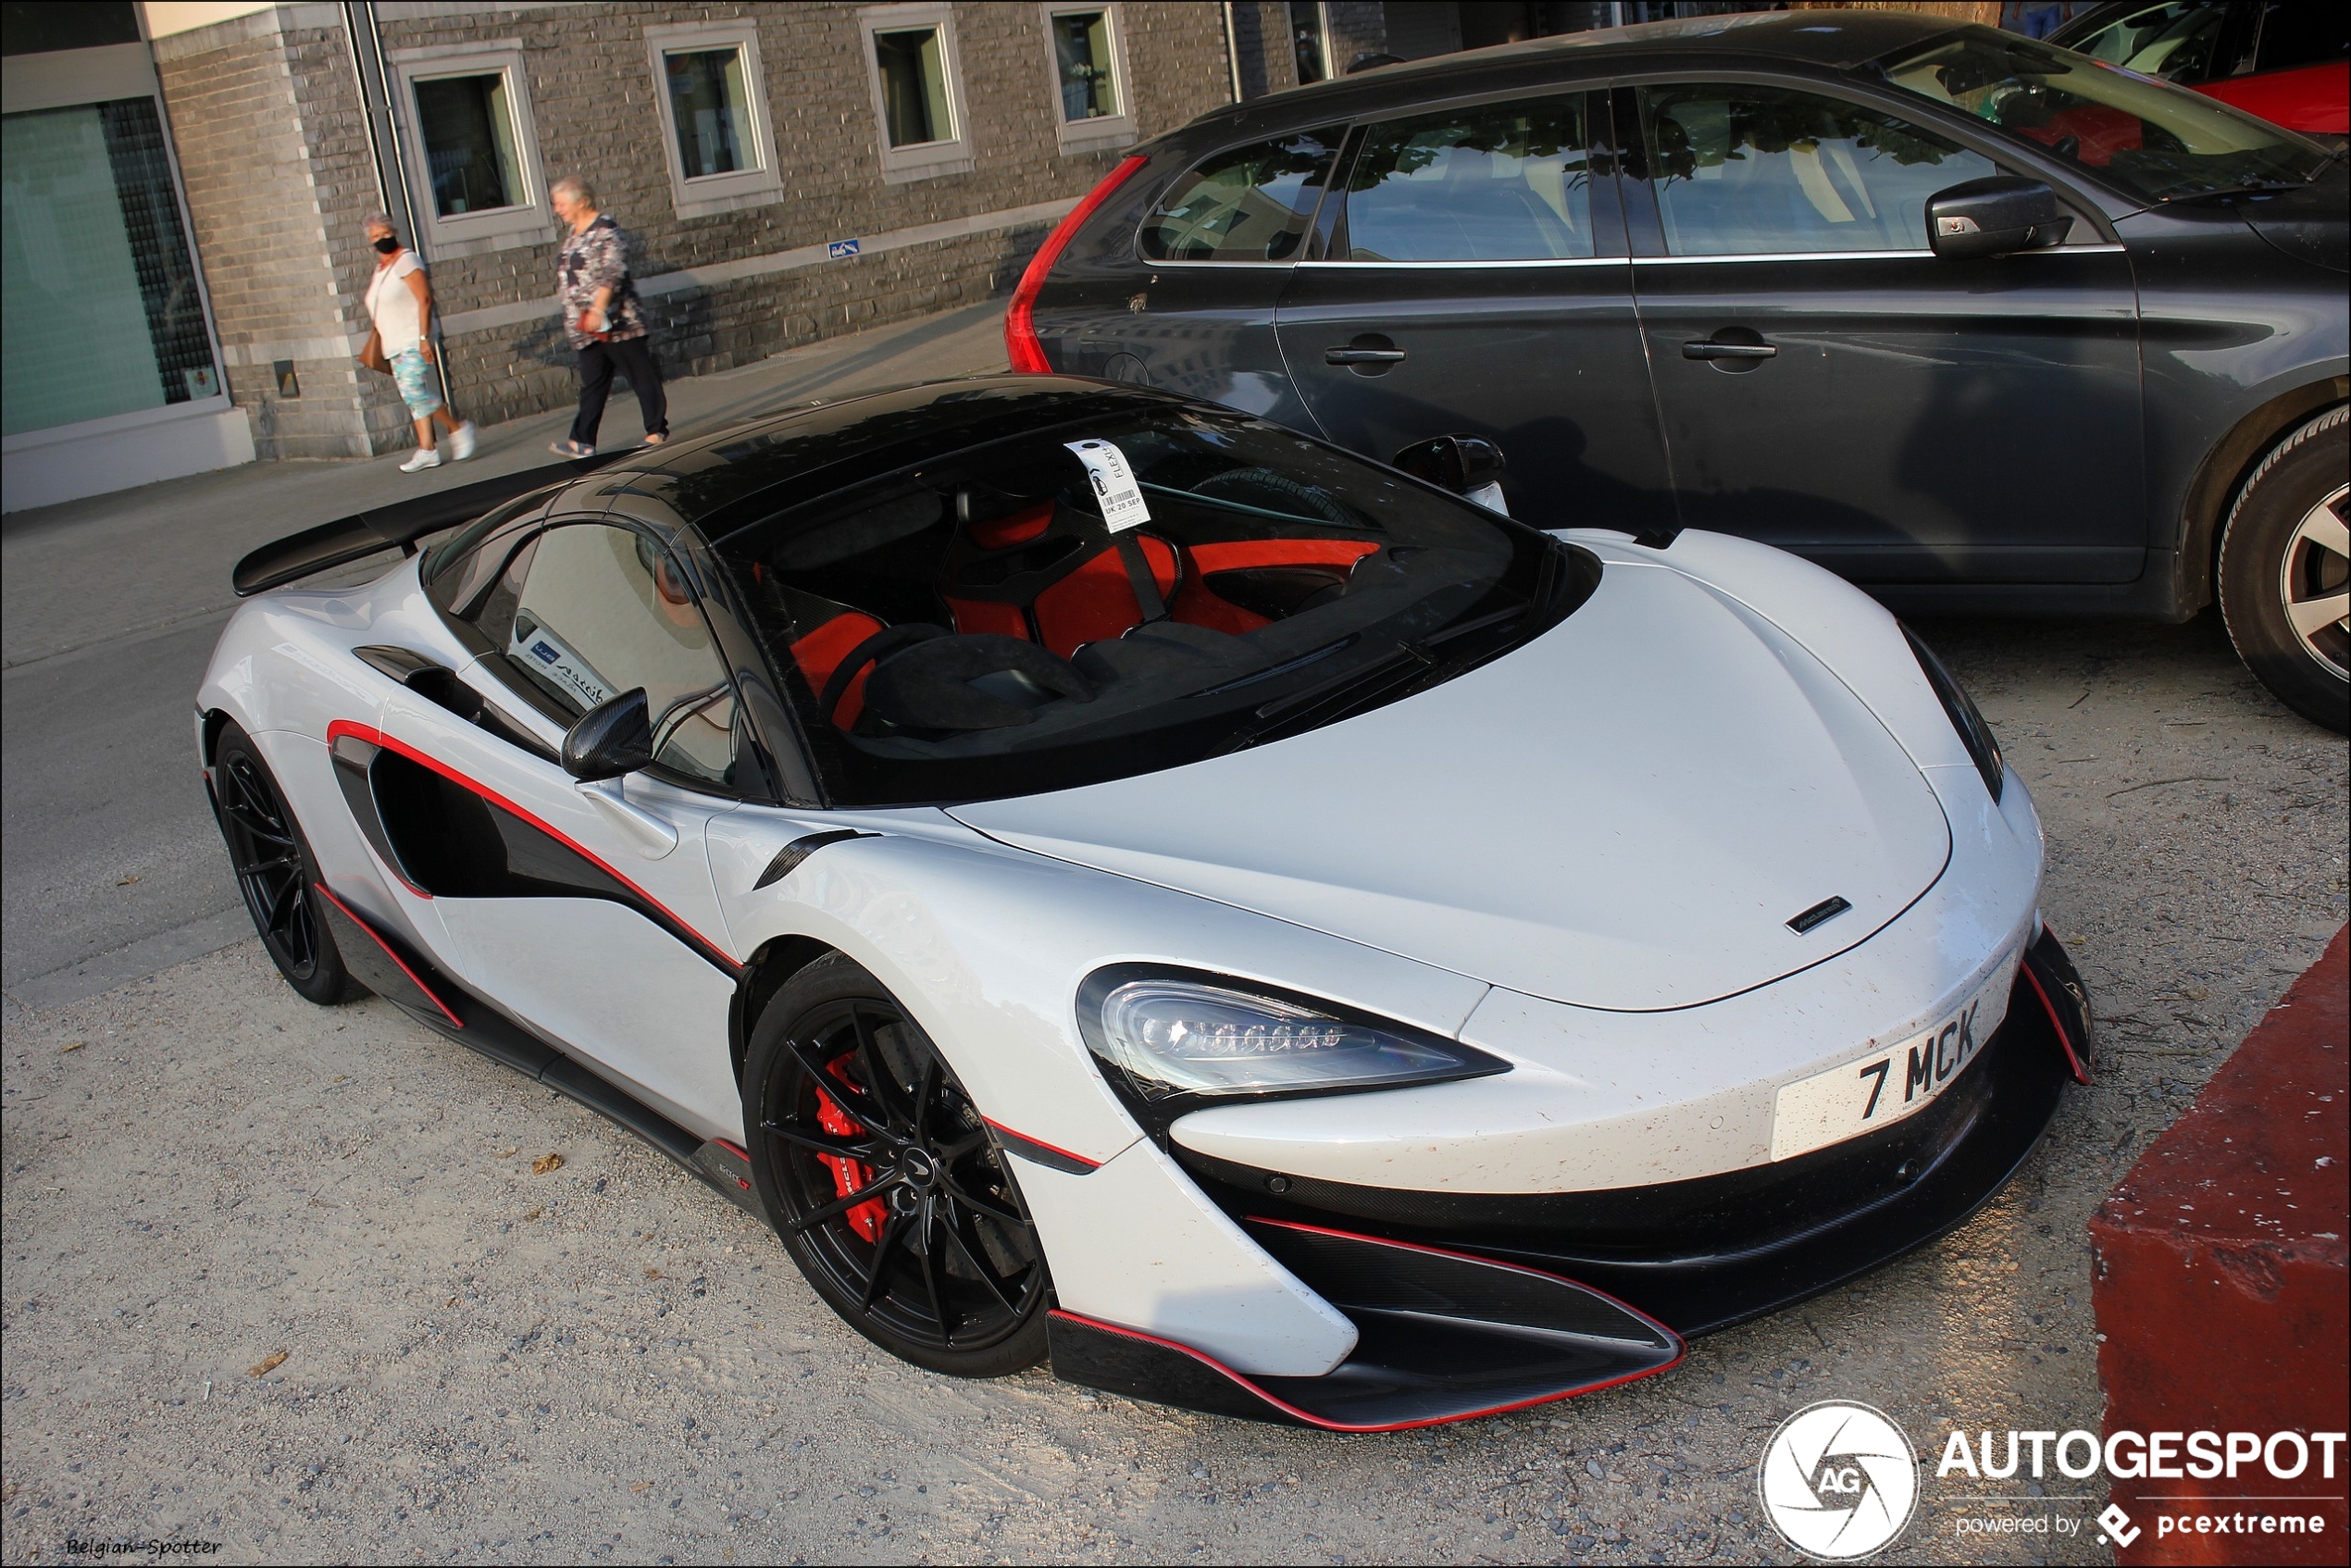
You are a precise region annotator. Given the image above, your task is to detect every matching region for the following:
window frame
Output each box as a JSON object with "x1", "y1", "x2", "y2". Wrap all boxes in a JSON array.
[
  {"x1": 389, "y1": 42, "x2": 553, "y2": 259},
  {"x1": 857, "y1": 1, "x2": 975, "y2": 183},
  {"x1": 643, "y1": 19, "x2": 785, "y2": 219},
  {"x1": 1038, "y1": 2, "x2": 1138, "y2": 155}
]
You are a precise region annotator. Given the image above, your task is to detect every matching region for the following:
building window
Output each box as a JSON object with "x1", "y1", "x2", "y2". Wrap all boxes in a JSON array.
[
  {"x1": 414, "y1": 72, "x2": 523, "y2": 217},
  {"x1": 1051, "y1": 9, "x2": 1118, "y2": 120},
  {"x1": 392, "y1": 44, "x2": 552, "y2": 257},
  {"x1": 1041, "y1": 4, "x2": 1137, "y2": 152},
  {"x1": 667, "y1": 49, "x2": 751, "y2": 177},
  {"x1": 876, "y1": 27, "x2": 952, "y2": 145},
  {"x1": 1290, "y1": 1, "x2": 1329, "y2": 86},
  {"x1": 644, "y1": 21, "x2": 782, "y2": 218},
  {"x1": 859, "y1": 4, "x2": 971, "y2": 181},
  {"x1": 2, "y1": 96, "x2": 224, "y2": 436}
]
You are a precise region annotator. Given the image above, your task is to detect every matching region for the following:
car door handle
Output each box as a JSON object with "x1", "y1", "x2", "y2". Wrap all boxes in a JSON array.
[
  {"x1": 1682, "y1": 340, "x2": 1777, "y2": 360},
  {"x1": 1325, "y1": 347, "x2": 1408, "y2": 364}
]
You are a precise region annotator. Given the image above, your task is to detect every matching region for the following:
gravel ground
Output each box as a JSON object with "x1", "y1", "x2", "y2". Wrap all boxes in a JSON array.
[{"x1": 3, "y1": 607, "x2": 2345, "y2": 1566}]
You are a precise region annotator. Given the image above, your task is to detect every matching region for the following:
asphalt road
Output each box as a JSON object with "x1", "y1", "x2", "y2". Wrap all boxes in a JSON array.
[
  {"x1": 4, "y1": 307, "x2": 2347, "y2": 1564},
  {"x1": 0, "y1": 303, "x2": 1007, "y2": 1014}
]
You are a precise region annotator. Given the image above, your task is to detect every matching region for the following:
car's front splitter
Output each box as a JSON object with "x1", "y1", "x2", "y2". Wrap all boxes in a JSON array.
[
  {"x1": 1049, "y1": 1222, "x2": 1685, "y2": 1430},
  {"x1": 1174, "y1": 931, "x2": 2090, "y2": 1343}
]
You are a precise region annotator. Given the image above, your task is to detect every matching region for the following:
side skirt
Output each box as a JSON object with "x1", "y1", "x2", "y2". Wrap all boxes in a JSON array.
[{"x1": 316, "y1": 885, "x2": 763, "y2": 1219}]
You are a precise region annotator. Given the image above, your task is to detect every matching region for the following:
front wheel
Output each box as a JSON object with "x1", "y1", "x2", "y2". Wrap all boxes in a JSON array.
[
  {"x1": 744, "y1": 955, "x2": 1051, "y2": 1376},
  {"x1": 2219, "y1": 406, "x2": 2349, "y2": 733},
  {"x1": 209, "y1": 722, "x2": 364, "y2": 1004}
]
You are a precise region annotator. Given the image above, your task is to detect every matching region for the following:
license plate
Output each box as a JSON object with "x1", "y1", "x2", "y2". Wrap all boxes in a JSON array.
[{"x1": 1770, "y1": 956, "x2": 2018, "y2": 1163}]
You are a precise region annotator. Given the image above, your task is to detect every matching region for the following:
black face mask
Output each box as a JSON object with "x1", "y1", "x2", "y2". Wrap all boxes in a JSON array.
[{"x1": 373, "y1": 236, "x2": 400, "y2": 255}]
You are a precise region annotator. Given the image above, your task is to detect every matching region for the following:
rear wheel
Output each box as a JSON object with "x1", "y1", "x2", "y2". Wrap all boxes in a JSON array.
[
  {"x1": 2219, "y1": 407, "x2": 2349, "y2": 733},
  {"x1": 745, "y1": 955, "x2": 1051, "y2": 1376},
  {"x1": 211, "y1": 723, "x2": 362, "y2": 1004}
]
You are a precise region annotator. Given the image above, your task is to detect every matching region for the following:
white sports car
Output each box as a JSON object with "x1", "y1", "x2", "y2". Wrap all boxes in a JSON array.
[{"x1": 202, "y1": 376, "x2": 2091, "y2": 1430}]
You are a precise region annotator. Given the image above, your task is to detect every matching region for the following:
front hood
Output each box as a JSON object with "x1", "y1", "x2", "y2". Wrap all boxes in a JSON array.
[{"x1": 951, "y1": 561, "x2": 1951, "y2": 1011}]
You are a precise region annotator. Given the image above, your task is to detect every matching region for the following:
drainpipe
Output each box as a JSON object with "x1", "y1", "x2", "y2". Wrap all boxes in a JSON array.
[
  {"x1": 343, "y1": 2, "x2": 452, "y2": 409},
  {"x1": 1222, "y1": 2, "x2": 1244, "y2": 103}
]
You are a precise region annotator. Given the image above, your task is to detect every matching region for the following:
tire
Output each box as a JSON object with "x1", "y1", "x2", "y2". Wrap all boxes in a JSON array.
[
  {"x1": 744, "y1": 954, "x2": 1051, "y2": 1376},
  {"x1": 2218, "y1": 406, "x2": 2350, "y2": 733},
  {"x1": 210, "y1": 722, "x2": 365, "y2": 1004}
]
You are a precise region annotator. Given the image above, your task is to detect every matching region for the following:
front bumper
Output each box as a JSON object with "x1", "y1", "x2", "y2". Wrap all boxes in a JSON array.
[
  {"x1": 1180, "y1": 931, "x2": 2091, "y2": 1338},
  {"x1": 1050, "y1": 932, "x2": 2089, "y2": 1426}
]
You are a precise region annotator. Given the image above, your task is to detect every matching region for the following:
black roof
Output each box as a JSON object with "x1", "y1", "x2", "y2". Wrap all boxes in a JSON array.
[
  {"x1": 1178, "y1": 9, "x2": 1974, "y2": 136},
  {"x1": 582, "y1": 375, "x2": 1197, "y2": 540}
]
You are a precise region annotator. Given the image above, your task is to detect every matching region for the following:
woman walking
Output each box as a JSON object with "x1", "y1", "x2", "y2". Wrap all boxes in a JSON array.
[
  {"x1": 362, "y1": 215, "x2": 475, "y2": 472},
  {"x1": 549, "y1": 177, "x2": 667, "y2": 458}
]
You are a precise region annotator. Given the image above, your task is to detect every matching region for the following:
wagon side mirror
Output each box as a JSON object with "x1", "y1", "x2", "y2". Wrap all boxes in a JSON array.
[
  {"x1": 1926, "y1": 177, "x2": 2071, "y2": 260},
  {"x1": 562, "y1": 687, "x2": 655, "y2": 781},
  {"x1": 1394, "y1": 433, "x2": 1509, "y2": 514}
]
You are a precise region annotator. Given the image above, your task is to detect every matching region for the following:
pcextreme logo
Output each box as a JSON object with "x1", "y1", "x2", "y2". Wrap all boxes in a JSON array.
[{"x1": 1759, "y1": 1400, "x2": 1921, "y2": 1561}]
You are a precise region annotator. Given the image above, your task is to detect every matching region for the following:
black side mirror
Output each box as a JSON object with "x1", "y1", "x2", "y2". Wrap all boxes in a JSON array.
[
  {"x1": 1393, "y1": 434, "x2": 1508, "y2": 510},
  {"x1": 1926, "y1": 177, "x2": 2072, "y2": 260},
  {"x1": 561, "y1": 687, "x2": 654, "y2": 781}
]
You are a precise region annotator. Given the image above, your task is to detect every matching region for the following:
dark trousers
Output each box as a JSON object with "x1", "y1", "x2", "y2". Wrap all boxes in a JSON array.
[{"x1": 570, "y1": 335, "x2": 667, "y2": 447}]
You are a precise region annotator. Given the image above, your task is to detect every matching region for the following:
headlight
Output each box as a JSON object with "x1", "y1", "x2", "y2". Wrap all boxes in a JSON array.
[
  {"x1": 1077, "y1": 967, "x2": 1508, "y2": 1107},
  {"x1": 1903, "y1": 625, "x2": 2003, "y2": 802}
]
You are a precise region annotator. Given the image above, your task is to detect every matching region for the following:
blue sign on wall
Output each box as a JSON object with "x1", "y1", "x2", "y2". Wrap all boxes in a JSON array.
[{"x1": 827, "y1": 239, "x2": 862, "y2": 259}]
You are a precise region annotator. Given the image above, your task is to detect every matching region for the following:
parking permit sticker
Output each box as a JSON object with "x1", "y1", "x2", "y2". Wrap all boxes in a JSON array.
[{"x1": 1064, "y1": 439, "x2": 1151, "y2": 532}]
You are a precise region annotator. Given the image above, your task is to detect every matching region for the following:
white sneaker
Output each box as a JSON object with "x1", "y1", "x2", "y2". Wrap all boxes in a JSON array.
[
  {"x1": 400, "y1": 448, "x2": 442, "y2": 472},
  {"x1": 448, "y1": 421, "x2": 478, "y2": 461}
]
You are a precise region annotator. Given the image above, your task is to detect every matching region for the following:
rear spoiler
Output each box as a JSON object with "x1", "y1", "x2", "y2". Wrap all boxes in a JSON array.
[{"x1": 230, "y1": 452, "x2": 628, "y2": 596}]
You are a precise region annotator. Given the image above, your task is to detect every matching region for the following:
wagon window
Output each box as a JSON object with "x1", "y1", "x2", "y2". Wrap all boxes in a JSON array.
[{"x1": 1139, "y1": 126, "x2": 1344, "y2": 262}]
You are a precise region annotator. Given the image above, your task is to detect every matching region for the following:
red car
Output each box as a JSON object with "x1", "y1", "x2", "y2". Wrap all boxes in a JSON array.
[{"x1": 2048, "y1": 0, "x2": 2347, "y2": 136}]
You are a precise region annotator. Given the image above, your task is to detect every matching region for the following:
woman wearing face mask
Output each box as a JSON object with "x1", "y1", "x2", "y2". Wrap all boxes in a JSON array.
[{"x1": 362, "y1": 215, "x2": 476, "y2": 472}]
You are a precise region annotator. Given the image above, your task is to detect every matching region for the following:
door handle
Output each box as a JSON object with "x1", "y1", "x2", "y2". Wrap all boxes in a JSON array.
[
  {"x1": 1325, "y1": 347, "x2": 1407, "y2": 364},
  {"x1": 1683, "y1": 340, "x2": 1777, "y2": 360}
]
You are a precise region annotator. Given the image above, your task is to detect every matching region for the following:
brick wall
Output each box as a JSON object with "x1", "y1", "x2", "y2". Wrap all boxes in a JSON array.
[{"x1": 155, "y1": 3, "x2": 1234, "y2": 459}]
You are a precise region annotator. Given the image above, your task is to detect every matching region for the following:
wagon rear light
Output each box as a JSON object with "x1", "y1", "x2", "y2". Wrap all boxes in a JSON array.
[
  {"x1": 1077, "y1": 966, "x2": 1508, "y2": 1107},
  {"x1": 1902, "y1": 625, "x2": 2004, "y2": 802},
  {"x1": 1005, "y1": 155, "x2": 1149, "y2": 375}
]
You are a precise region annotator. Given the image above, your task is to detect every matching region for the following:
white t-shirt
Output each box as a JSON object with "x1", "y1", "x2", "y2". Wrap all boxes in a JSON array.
[{"x1": 365, "y1": 251, "x2": 427, "y2": 354}]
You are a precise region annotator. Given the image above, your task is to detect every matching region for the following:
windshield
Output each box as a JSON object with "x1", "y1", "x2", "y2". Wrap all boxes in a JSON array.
[
  {"x1": 714, "y1": 408, "x2": 1587, "y2": 806},
  {"x1": 1880, "y1": 25, "x2": 2328, "y2": 205}
]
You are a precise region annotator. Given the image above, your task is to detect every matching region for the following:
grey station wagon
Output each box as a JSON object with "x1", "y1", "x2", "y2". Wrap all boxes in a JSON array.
[{"x1": 1008, "y1": 10, "x2": 2349, "y2": 730}]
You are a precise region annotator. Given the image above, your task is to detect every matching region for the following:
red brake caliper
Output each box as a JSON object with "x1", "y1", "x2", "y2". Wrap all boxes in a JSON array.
[{"x1": 813, "y1": 1058, "x2": 889, "y2": 1243}]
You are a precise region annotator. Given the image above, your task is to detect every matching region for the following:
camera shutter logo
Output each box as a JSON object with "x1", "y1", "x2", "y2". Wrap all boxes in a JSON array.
[{"x1": 1759, "y1": 1400, "x2": 1920, "y2": 1560}]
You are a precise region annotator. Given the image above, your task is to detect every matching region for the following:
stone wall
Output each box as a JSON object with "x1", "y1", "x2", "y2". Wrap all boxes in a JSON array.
[{"x1": 155, "y1": 3, "x2": 1235, "y2": 459}]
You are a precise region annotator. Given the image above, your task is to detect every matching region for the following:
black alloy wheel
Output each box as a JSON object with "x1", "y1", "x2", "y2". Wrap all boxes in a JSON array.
[
  {"x1": 746, "y1": 955, "x2": 1051, "y2": 1376},
  {"x1": 210, "y1": 722, "x2": 361, "y2": 1004}
]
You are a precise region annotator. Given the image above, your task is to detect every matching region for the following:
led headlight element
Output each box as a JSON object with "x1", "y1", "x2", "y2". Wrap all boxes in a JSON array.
[{"x1": 1081, "y1": 969, "x2": 1508, "y2": 1103}]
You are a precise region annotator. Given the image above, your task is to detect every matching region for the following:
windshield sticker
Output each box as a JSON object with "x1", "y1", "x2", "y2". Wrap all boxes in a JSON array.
[
  {"x1": 1064, "y1": 439, "x2": 1152, "y2": 532},
  {"x1": 510, "y1": 616, "x2": 615, "y2": 711}
]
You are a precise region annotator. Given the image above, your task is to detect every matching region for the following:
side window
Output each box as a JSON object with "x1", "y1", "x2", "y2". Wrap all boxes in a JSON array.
[
  {"x1": 1138, "y1": 126, "x2": 1343, "y2": 262},
  {"x1": 2071, "y1": 2, "x2": 2240, "y2": 81},
  {"x1": 1639, "y1": 84, "x2": 1997, "y2": 256},
  {"x1": 473, "y1": 522, "x2": 740, "y2": 790},
  {"x1": 2253, "y1": 2, "x2": 2348, "y2": 74},
  {"x1": 1342, "y1": 93, "x2": 1597, "y2": 262}
]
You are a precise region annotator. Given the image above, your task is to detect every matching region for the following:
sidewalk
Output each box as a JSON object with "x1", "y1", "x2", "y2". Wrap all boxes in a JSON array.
[{"x1": 1, "y1": 302, "x2": 1006, "y2": 1013}]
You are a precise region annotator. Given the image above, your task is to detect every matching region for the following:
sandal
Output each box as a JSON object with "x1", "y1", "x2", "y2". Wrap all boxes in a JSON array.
[
  {"x1": 549, "y1": 439, "x2": 595, "y2": 458},
  {"x1": 641, "y1": 431, "x2": 668, "y2": 446}
]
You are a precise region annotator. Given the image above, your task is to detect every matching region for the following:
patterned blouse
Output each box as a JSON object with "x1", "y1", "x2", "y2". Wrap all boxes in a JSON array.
[{"x1": 556, "y1": 214, "x2": 646, "y2": 348}]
